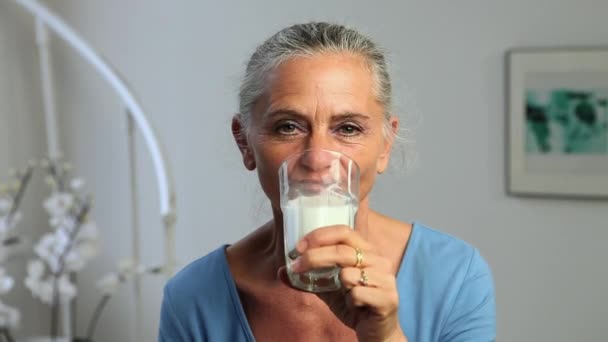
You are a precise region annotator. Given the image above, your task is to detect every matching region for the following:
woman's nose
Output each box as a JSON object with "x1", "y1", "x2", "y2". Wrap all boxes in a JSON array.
[
  {"x1": 299, "y1": 149, "x2": 334, "y2": 172},
  {"x1": 300, "y1": 132, "x2": 336, "y2": 171}
]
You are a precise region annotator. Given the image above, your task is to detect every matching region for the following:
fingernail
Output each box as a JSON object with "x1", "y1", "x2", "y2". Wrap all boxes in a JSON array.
[{"x1": 296, "y1": 239, "x2": 308, "y2": 252}]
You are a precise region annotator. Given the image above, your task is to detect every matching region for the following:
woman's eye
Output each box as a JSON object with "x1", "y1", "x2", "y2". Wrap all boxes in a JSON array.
[
  {"x1": 275, "y1": 122, "x2": 300, "y2": 135},
  {"x1": 336, "y1": 123, "x2": 362, "y2": 136}
]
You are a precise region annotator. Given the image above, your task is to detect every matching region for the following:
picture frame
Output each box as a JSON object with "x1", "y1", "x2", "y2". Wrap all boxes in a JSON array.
[{"x1": 507, "y1": 47, "x2": 608, "y2": 199}]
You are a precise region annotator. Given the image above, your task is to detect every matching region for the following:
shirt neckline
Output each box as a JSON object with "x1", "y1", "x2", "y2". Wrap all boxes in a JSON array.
[
  {"x1": 219, "y1": 245, "x2": 257, "y2": 341},
  {"x1": 219, "y1": 222, "x2": 420, "y2": 341}
]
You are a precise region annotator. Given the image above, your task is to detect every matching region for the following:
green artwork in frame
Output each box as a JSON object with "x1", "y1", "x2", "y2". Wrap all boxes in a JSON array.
[{"x1": 507, "y1": 48, "x2": 608, "y2": 198}]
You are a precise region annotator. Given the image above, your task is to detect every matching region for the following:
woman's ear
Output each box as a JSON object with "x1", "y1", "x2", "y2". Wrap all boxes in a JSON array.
[
  {"x1": 232, "y1": 114, "x2": 256, "y2": 171},
  {"x1": 376, "y1": 116, "x2": 399, "y2": 174}
]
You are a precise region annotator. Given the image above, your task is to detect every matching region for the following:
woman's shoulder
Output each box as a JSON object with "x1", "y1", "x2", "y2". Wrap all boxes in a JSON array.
[
  {"x1": 409, "y1": 222, "x2": 491, "y2": 275},
  {"x1": 401, "y1": 222, "x2": 494, "y2": 307},
  {"x1": 160, "y1": 246, "x2": 253, "y2": 341},
  {"x1": 399, "y1": 223, "x2": 496, "y2": 340},
  {"x1": 164, "y1": 245, "x2": 232, "y2": 304}
]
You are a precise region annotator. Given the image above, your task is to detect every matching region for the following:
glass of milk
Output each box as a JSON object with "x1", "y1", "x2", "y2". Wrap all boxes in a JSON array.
[{"x1": 279, "y1": 149, "x2": 359, "y2": 292}]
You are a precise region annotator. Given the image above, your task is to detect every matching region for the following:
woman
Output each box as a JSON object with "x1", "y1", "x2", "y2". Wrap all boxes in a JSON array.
[{"x1": 159, "y1": 22, "x2": 496, "y2": 342}]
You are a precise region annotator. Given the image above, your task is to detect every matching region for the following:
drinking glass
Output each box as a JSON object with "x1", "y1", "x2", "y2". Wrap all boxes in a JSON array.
[{"x1": 279, "y1": 149, "x2": 359, "y2": 292}]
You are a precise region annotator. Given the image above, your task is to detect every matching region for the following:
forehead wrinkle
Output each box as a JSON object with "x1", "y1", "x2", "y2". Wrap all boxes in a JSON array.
[{"x1": 256, "y1": 54, "x2": 381, "y2": 125}]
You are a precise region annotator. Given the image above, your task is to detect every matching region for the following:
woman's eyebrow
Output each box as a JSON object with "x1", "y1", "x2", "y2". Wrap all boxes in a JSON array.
[
  {"x1": 264, "y1": 110, "x2": 371, "y2": 121},
  {"x1": 263, "y1": 108, "x2": 306, "y2": 120},
  {"x1": 331, "y1": 112, "x2": 371, "y2": 121}
]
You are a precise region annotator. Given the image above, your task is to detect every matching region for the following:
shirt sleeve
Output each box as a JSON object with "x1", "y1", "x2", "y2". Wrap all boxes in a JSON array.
[
  {"x1": 440, "y1": 248, "x2": 497, "y2": 342},
  {"x1": 158, "y1": 283, "x2": 193, "y2": 342}
]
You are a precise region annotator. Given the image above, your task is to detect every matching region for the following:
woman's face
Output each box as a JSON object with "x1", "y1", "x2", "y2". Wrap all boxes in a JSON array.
[{"x1": 234, "y1": 53, "x2": 398, "y2": 210}]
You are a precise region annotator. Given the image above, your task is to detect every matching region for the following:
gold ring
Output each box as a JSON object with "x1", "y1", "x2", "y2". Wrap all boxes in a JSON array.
[
  {"x1": 354, "y1": 248, "x2": 364, "y2": 268},
  {"x1": 359, "y1": 269, "x2": 369, "y2": 286}
]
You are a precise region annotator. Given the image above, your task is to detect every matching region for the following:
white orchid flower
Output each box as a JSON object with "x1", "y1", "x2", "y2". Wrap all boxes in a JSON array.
[
  {"x1": 0, "y1": 301, "x2": 20, "y2": 328},
  {"x1": 27, "y1": 260, "x2": 45, "y2": 279},
  {"x1": 0, "y1": 213, "x2": 20, "y2": 236},
  {"x1": 0, "y1": 267, "x2": 15, "y2": 295},
  {"x1": 76, "y1": 241, "x2": 99, "y2": 260},
  {"x1": 25, "y1": 170, "x2": 102, "y2": 313},
  {"x1": 56, "y1": 216, "x2": 77, "y2": 234},
  {"x1": 95, "y1": 258, "x2": 154, "y2": 298},
  {"x1": 25, "y1": 275, "x2": 49, "y2": 304},
  {"x1": 0, "y1": 197, "x2": 11, "y2": 213},
  {"x1": 48, "y1": 215, "x2": 61, "y2": 228},
  {"x1": 26, "y1": 275, "x2": 76, "y2": 304},
  {"x1": 117, "y1": 258, "x2": 136, "y2": 274},
  {"x1": 76, "y1": 221, "x2": 98, "y2": 242},
  {"x1": 135, "y1": 265, "x2": 151, "y2": 275},
  {"x1": 53, "y1": 229, "x2": 70, "y2": 255},
  {"x1": 24, "y1": 263, "x2": 45, "y2": 300},
  {"x1": 35, "y1": 278, "x2": 54, "y2": 304},
  {"x1": 117, "y1": 258, "x2": 150, "y2": 276},
  {"x1": 96, "y1": 273, "x2": 121, "y2": 295},
  {"x1": 34, "y1": 233, "x2": 54, "y2": 259},
  {"x1": 0, "y1": 278, "x2": 13, "y2": 296},
  {"x1": 64, "y1": 243, "x2": 97, "y2": 272},
  {"x1": 64, "y1": 250, "x2": 85, "y2": 272},
  {"x1": 0, "y1": 268, "x2": 14, "y2": 295},
  {"x1": 69, "y1": 178, "x2": 85, "y2": 191},
  {"x1": 62, "y1": 226, "x2": 99, "y2": 273},
  {"x1": 43, "y1": 192, "x2": 74, "y2": 218},
  {"x1": 0, "y1": 217, "x2": 8, "y2": 236},
  {"x1": 57, "y1": 275, "x2": 76, "y2": 302},
  {"x1": 34, "y1": 233, "x2": 60, "y2": 273}
]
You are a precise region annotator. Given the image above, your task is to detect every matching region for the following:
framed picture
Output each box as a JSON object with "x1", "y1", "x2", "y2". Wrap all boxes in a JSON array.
[{"x1": 507, "y1": 48, "x2": 608, "y2": 198}]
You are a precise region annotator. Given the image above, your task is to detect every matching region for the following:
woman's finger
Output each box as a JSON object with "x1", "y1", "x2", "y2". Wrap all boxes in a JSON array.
[
  {"x1": 339, "y1": 267, "x2": 395, "y2": 290},
  {"x1": 345, "y1": 285, "x2": 400, "y2": 316},
  {"x1": 297, "y1": 225, "x2": 371, "y2": 253},
  {"x1": 292, "y1": 245, "x2": 392, "y2": 273}
]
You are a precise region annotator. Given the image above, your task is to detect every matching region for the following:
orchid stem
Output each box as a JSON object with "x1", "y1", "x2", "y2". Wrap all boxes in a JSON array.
[
  {"x1": 86, "y1": 294, "x2": 110, "y2": 340},
  {"x1": 50, "y1": 197, "x2": 91, "y2": 339},
  {"x1": 6, "y1": 165, "x2": 33, "y2": 222}
]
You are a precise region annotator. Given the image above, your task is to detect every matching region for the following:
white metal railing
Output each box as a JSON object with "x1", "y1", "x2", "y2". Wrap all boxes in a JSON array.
[{"x1": 13, "y1": 0, "x2": 177, "y2": 340}]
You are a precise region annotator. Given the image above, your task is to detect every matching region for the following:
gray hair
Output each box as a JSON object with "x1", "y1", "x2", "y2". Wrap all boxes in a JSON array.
[{"x1": 238, "y1": 22, "x2": 393, "y2": 131}]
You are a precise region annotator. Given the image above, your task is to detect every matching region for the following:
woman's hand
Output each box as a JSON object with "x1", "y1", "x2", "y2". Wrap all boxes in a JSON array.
[{"x1": 290, "y1": 225, "x2": 408, "y2": 342}]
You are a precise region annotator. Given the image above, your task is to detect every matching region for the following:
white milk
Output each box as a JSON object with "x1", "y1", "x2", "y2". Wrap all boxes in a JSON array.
[
  {"x1": 282, "y1": 193, "x2": 357, "y2": 260},
  {"x1": 282, "y1": 193, "x2": 357, "y2": 292}
]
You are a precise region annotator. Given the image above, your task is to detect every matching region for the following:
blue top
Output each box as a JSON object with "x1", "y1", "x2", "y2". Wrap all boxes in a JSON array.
[{"x1": 158, "y1": 223, "x2": 496, "y2": 341}]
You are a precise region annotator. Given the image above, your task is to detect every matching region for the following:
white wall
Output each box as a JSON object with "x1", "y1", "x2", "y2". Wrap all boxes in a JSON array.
[
  {"x1": 11, "y1": 0, "x2": 608, "y2": 341},
  {"x1": 0, "y1": 0, "x2": 50, "y2": 336}
]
